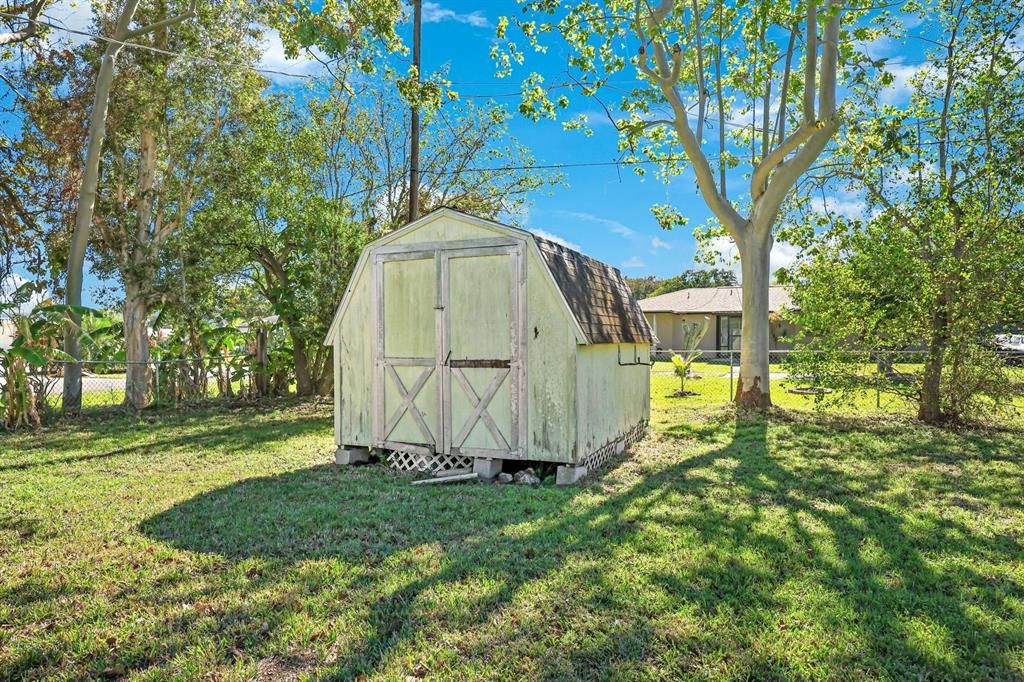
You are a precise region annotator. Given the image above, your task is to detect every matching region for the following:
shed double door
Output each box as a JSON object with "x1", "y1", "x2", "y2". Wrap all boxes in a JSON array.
[{"x1": 374, "y1": 242, "x2": 524, "y2": 458}]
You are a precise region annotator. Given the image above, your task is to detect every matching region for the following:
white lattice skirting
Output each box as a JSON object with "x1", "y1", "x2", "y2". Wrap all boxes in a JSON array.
[
  {"x1": 385, "y1": 449, "x2": 473, "y2": 474},
  {"x1": 580, "y1": 419, "x2": 648, "y2": 473}
]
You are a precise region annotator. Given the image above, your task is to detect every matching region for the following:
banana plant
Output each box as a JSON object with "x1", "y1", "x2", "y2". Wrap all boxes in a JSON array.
[{"x1": 1, "y1": 283, "x2": 98, "y2": 429}]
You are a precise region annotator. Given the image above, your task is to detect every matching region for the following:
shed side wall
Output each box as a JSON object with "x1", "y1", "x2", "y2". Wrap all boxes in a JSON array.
[
  {"x1": 338, "y1": 259, "x2": 373, "y2": 446},
  {"x1": 575, "y1": 344, "x2": 650, "y2": 461},
  {"x1": 525, "y1": 244, "x2": 580, "y2": 464}
]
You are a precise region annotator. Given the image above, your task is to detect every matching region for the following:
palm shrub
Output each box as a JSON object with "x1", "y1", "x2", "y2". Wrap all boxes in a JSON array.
[{"x1": 670, "y1": 317, "x2": 711, "y2": 396}]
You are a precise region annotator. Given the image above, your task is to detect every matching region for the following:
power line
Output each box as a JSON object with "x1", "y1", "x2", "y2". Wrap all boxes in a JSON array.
[
  {"x1": 420, "y1": 155, "x2": 710, "y2": 175},
  {"x1": 9, "y1": 9, "x2": 1019, "y2": 108},
  {"x1": 0, "y1": 10, "x2": 323, "y2": 80},
  {"x1": 7, "y1": 10, "x2": 1010, "y2": 175}
]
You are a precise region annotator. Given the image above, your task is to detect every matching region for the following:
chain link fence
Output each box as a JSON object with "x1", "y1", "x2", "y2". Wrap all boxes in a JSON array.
[
  {"x1": 4, "y1": 349, "x2": 1023, "y2": 427},
  {"x1": 650, "y1": 349, "x2": 1024, "y2": 420},
  {"x1": 1, "y1": 354, "x2": 279, "y2": 421}
]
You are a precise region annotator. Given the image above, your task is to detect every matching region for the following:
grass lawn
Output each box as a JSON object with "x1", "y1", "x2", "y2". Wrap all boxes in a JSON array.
[
  {"x1": 2, "y1": 398, "x2": 1023, "y2": 680},
  {"x1": 651, "y1": 360, "x2": 1024, "y2": 420}
]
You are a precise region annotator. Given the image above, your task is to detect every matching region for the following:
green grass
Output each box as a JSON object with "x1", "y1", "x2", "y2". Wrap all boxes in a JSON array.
[
  {"x1": 2, "y1": 398, "x2": 1023, "y2": 679},
  {"x1": 652, "y1": 360, "x2": 1024, "y2": 420}
]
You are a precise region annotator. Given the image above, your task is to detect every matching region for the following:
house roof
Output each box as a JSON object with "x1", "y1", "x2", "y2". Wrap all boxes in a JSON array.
[
  {"x1": 532, "y1": 235, "x2": 654, "y2": 345},
  {"x1": 639, "y1": 285, "x2": 794, "y2": 315}
]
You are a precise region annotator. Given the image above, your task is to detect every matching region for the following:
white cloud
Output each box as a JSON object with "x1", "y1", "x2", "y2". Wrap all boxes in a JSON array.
[
  {"x1": 622, "y1": 257, "x2": 645, "y2": 269},
  {"x1": 880, "y1": 62, "x2": 931, "y2": 104},
  {"x1": 650, "y1": 236, "x2": 671, "y2": 251},
  {"x1": 769, "y1": 241, "x2": 800, "y2": 276},
  {"x1": 421, "y1": 2, "x2": 489, "y2": 27},
  {"x1": 810, "y1": 194, "x2": 866, "y2": 220},
  {"x1": 259, "y1": 29, "x2": 323, "y2": 83},
  {"x1": 42, "y1": 0, "x2": 95, "y2": 48},
  {"x1": 704, "y1": 237, "x2": 798, "y2": 282},
  {"x1": 727, "y1": 99, "x2": 780, "y2": 130},
  {"x1": 557, "y1": 210, "x2": 637, "y2": 238},
  {"x1": 706, "y1": 235, "x2": 738, "y2": 266},
  {"x1": 530, "y1": 229, "x2": 581, "y2": 252}
]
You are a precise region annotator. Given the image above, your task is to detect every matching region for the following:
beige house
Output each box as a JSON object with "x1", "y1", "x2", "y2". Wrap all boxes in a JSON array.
[
  {"x1": 639, "y1": 285, "x2": 797, "y2": 351},
  {"x1": 324, "y1": 208, "x2": 653, "y2": 484}
]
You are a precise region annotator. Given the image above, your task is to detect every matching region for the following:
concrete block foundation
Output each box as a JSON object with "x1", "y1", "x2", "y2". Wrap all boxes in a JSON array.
[
  {"x1": 473, "y1": 457, "x2": 503, "y2": 480},
  {"x1": 335, "y1": 446, "x2": 370, "y2": 466}
]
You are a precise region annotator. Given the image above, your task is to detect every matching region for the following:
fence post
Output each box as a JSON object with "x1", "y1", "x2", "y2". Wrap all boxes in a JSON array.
[
  {"x1": 154, "y1": 362, "x2": 160, "y2": 409},
  {"x1": 873, "y1": 351, "x2": 881, "y2": 409},
  {"x1": 729, "y1": 350, "x2": 734, "y2": 402}
]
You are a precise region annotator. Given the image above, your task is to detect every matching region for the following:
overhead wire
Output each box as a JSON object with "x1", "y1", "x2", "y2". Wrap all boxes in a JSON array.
[{"x1": 3, "y1": 9, "x2": 1013, "y2": 179}]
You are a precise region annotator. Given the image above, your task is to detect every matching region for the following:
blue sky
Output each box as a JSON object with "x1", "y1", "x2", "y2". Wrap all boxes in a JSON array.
[
  {"x1": 392, "y1": 1, "x2": 717, "y2": 276},
  {"x1": 5, "y1": 0, "x2": 937, "y2": 306},
  {"x1": 318, "y1": 0, "x2": 932, "y2": 279}
]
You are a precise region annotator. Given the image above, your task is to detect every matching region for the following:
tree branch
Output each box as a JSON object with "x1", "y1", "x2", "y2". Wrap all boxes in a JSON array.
[
  {"x1": 121, "y1": 3, "x2": 195, "y2": 41},
  {"x1": 803, "y1": 0, "x2": 817, "y2": 124},
  {"x1": 637, "y1": 0, "x2": 744, "y2": 234}
]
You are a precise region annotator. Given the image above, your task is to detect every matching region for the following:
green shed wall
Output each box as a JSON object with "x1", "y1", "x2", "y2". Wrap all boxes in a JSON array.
[
  {"x1": 574, "y1": 344, "x2": 651, "y2": 461},
  {"x1": 337, "y1": 259, "x2": 373, "y2": 446},
  {"x1": 523, "y1": 243, "x2": 580, "y2": 463}
]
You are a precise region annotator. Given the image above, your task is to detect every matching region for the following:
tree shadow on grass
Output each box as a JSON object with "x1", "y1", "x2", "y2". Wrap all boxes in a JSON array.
[{"x1": 130, "y1": 412, "x2": 1024, "y2": 678}]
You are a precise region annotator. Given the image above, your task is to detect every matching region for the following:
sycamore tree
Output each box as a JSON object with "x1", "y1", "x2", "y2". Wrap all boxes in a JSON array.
[
  {"x1": 52, "y1": 0, "x2": 405, "y2": 411},
  {"x1": 313, "y1": 85, "x2": 557, "y2": 233},
  {"x1": 59, "y1": 0, "x2": 195, "y2": 412},
  {"x1": 781, "y1": 0, "x2": 1024, "y2": 423},
  {"x1": 497, "y1": 0, "x2": 886, "y2": 408}
]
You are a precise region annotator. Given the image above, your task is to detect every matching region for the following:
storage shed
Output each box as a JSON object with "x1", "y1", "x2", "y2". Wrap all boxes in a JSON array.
[{"x1": 324, "y1": 208, "x2": 653, "y2": 484}]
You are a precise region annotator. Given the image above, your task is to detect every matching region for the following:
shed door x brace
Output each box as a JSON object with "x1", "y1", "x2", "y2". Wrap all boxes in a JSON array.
[{"x1": 373, "y1": 241, "x2": 525, "y2": 459}]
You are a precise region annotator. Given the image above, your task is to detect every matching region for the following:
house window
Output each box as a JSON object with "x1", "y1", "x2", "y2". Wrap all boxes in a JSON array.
[{"x1": 717, "y1": 314, "x2": 742, "y2": 351}]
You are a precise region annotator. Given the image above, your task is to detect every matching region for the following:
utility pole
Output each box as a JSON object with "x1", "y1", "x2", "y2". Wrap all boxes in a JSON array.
[{"x1": 408, "y1": 0, "x2": 422, "y2": 223}]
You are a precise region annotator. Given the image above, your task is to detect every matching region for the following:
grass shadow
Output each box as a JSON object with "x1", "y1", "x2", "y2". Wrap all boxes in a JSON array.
[{"x1": 134, "y1": 410, "x2": 1024, "y2": 678}]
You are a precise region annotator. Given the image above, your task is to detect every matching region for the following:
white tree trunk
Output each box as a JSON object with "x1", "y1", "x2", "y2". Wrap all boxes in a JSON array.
[
  {"x1": 735, "y1": 229, "x2": 773, "y2": 408},
  {"x1": 62, "y1": 0, "x2": 145, "y2": 413},
  {"x1": 633, "y1": 0, "x2": 843, "y2": 413},
  {"x1": 123, "y1": 280, "x2": 151, "y2": 411},
  {"x1": 62, "y1": 0, "x2": 190, "y2": 413},
  {"x1": 63, "y1": 50, "x2": 122, "y2": 414}
]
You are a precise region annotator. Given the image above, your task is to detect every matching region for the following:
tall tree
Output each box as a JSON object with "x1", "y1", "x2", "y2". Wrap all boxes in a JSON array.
[
  {"x1": 199, "y1": 96, "x2": 366, "y2": 396},
  {"x1": 90, "y1": 0, "x2": 270, "y2": 411},
  {"x1": 499, "y1": 0, "x2": 883, "y2": 408},
  {"x1": 56, "y1": 0, "x2": 408, "y2": 411},
  {"x1": 61, "y1": 0, "x2": 193, "y2": 412},
  {"x1": 782, "y1": 0, "x2": 1024, "y2": 423},
  {"x1": 204, "y1": 88, "x2": 558, "y2": 395}
]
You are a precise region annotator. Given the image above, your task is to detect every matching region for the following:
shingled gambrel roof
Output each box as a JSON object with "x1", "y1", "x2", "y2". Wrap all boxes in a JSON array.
[{"x1": 533, "y1": 236, "x2": 655, "y2": 345}]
